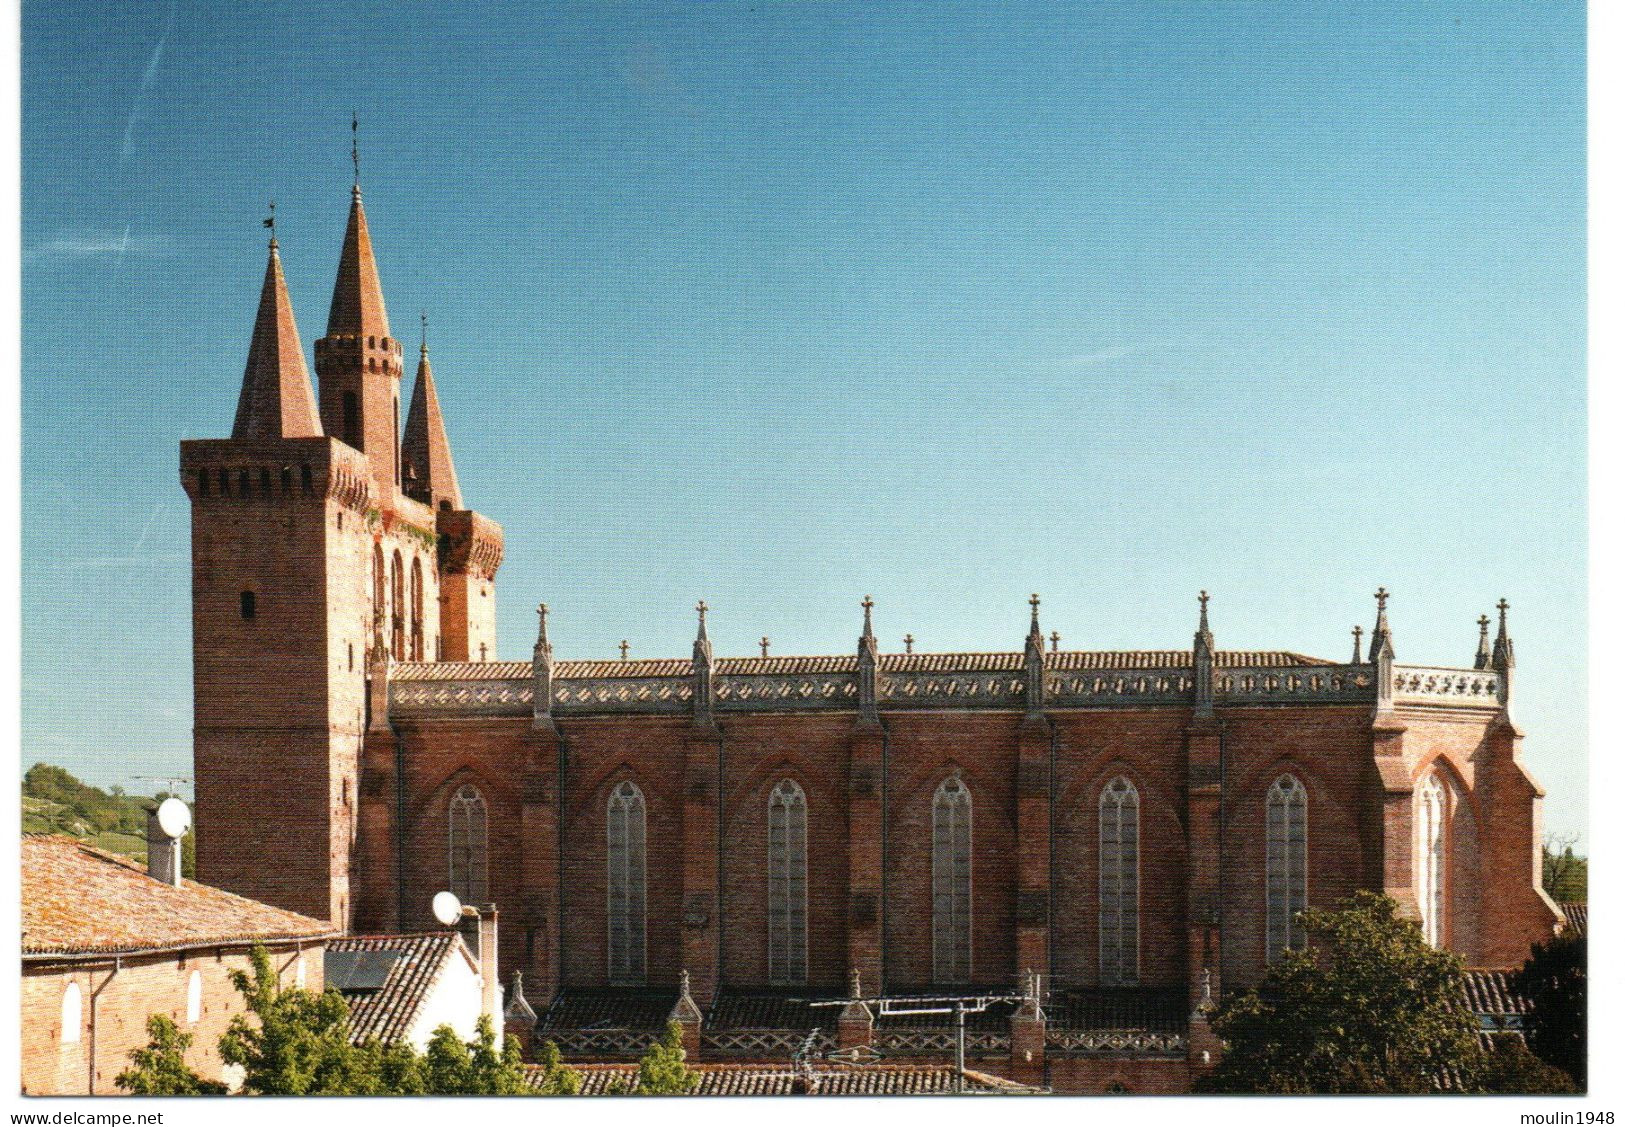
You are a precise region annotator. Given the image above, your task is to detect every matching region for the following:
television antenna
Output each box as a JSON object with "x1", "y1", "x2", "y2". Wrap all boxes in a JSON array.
[
  {"x1": 806, "y1": 986, "x2": 1029, "y2": 1093},
  {"x1": 131, "y1": 774, "x2": 193, "y2": 798}
]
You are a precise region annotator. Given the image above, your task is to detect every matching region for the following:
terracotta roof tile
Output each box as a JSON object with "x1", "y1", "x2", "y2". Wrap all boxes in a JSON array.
[
  {"x1": 21, "y1": 835, "x2": 332, "y2": 958},
  {"x1": 1561, "y1": 902, "x2": 1587, "y2": 937},
  {"x1": 326, "y1": 932, "x2": 471, "y2": 1044},
  {"x1": 530, "y1": 1062, "x2": 1041, "y2": 1095},
  {"x1": 1460, "y1": 970, "x2": 1531, "y2": 1017},
  {"x1": 394, "y1": 649, "x2": 1336, "y2": 683},
  {"x1": 539, "y1": 989, "x2": 679, "y2": 1032}
]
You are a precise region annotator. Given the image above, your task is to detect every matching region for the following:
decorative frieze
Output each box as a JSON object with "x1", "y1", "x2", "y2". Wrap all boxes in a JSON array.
[{"x1": 1391, "y1": 666, "x2": 1500, "y2": 708}]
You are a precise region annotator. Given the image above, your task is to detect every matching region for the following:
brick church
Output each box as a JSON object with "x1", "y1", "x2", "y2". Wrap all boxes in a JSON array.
[{"x1": 180, "y1": 173, "x2": 1564, "y2": 1092}]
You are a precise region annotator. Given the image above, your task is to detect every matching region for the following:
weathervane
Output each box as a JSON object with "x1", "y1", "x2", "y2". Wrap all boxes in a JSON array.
[
  {"x1": 262, "y1": 199, "x2": 276, "y2": 244},
  {"x1": 351, "y1": 112, "x2": 360, "y2": 186}
]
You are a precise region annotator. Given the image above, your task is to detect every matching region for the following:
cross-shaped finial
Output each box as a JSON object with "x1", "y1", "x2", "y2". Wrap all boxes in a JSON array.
[
  {"x1": 1029, "y1": 593, "x2": 1041, "y2": 611},
  {"x1": 1199, "y1": 590, "x2": 1209, "y2": 611},
  {"x1": 1478, "y1": 614, "x2": 1490, "y2": 633},
  {"x1": 536, "y1": 602, "x2": 548, "y2": 629},
  {"x1": 1497, "y1": 598, "x2": 1510, "y2": 615},
  {"x1": 904, "y1": 633, "x2": 914, "y2": 654},
  {"x1": 861, "y1": 595, "x2": 874, "y2": 613},
  {"x1": 619, "y1": 640, "x2": 629, "y2": 660},
  {"x1": 696, "y1": 600, "x2": 708, "y2": 618},
  {"x1": 1050, "y1": 630, "x2": 1060, "y2": 652},
  {"x1": 1375, "y1": 587, "x2": 1389, "y2": 610},
  {"x1": 760, "y1": 636, "x2": 770, "y2": 658},
  {"x1": 1353, "y1": 624, "x2": 1363, "y2": 643}
]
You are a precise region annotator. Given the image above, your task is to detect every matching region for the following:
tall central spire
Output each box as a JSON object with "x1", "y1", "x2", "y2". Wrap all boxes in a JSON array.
[
  {"x1": 325, "y1": 181, "x2": 391, "y2": 340},
  {"x1": 315, "y1": 120, "x2": 404, "y2": 498},
  {"x1": 232, "y1": 231, "x2": 321, "y2": 441}
]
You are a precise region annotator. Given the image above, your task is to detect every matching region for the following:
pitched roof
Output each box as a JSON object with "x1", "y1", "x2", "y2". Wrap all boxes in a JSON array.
[
  {"x1": 1561, "y1": 902, "x2": 1587, "y2": 937},
  {"x1": 393, "y1": 649, "x2": 1335, "y2": 683},
  {"x1": 401, "y1": 344, "x2": 461, "y2": 511},
  {"x1": 325, "y1": 932, "x2": 472, "y2": 1044},
  {"x1": 325, "y1": 187, "x2": 390, "y2": 338},
  {"x1": 538, "y1": 989, "x2": 678, "y2": 1033},
  {"x1": 21, "y1": 835, "x2": 332, "y2": 958},
  {"x1": 527, "y1": 1062, "x2": 1042, "y2": 1095},
  {"x1": 1460, "y1": 970, "x2": 1532, "y2": 1018},
  {"x1": 231, "y1": 240, "x2": 321, "y2": 441}
]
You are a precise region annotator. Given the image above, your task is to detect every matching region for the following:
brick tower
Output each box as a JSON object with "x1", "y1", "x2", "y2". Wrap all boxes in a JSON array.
[{"x1": 181, "y1": 179, "x2": 502, "y2": 928}]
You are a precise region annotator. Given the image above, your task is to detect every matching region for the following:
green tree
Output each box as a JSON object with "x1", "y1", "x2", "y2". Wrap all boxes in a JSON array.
[
  {"x1": 420, "y1": 1016, "x2": 533, "y2": 1094},
  {"x1": 218, "y1": 944, "x2": 377, "y2": 1094},
  {"x1": 1196, "y1": 892, "x2": 1483, "y2": 1093},
  {"x1": 531, "y1": 1039, "x2": 582, "y2": 1095},
  {"x1": 1541, "y1": 836, "x2": 1587, "y2": 903},
  {"x1": 115, "y1": 1015, "x2": 227, "y2": 1095},
  {"x1": 1476, "y1": 1035, "x2": 1578, "y2": 1094},
  {"x1": 1512, "y1": 931, "x2": 1586, "y2": 1090},
  {"x1": 624, "y1": 1021, "x2": 700, "y2": 1095}
]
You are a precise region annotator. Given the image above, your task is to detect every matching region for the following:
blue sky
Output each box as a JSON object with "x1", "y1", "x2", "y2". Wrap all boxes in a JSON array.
[{"x1": 21, "y1": 2, "x2": 1587, "y2": 844}]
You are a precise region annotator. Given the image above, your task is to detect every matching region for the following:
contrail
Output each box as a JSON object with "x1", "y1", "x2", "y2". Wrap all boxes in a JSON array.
[{"x1": 119, "y1": 0, "x2": 178, "y2": 164}]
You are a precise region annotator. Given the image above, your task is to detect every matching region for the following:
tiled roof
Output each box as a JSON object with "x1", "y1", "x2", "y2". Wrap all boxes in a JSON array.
[
  {"x1": 1046, "y1": 987, "x2": 1188, "y2": 1033},
  {"x1": 394, "y1": 649, "x2": 1335, "y2": 682},
  {"x1": 539, "y1": 989, "x2": 679, "y2": 1032},
  {"x1": 326, "y1": 932, "x2": 471, "y2": 1044},
  {"x1": 528, "y1": 1062, "x2": 1042, "y2": 1095},
  {"x1": 1561, "y1": 902, "x2": 1587, "y2": 937},
  {"x1": 21, "y1": 835, "x2": 333, "y2": 958},
  {"x1": 707, "y1": 991, "x2": 829, "y2": 1031},
  {"x1": 1460, "y1": 970, "x2": 1531, "y2": 1018}
]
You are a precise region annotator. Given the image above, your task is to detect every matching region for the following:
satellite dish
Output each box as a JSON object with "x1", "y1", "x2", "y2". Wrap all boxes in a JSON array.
[
  {"x1": 156, "y1": 797, "x2": 192, "y2": 840},
  {"x1": 431, "y1": 891, "x2": 463, "y2": 927}
]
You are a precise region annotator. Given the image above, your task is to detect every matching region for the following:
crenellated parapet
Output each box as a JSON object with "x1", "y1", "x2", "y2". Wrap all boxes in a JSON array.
[
  {"x1": 180, "y1": 435, "x2": 372, "y2": 512},
  {"x1": 437, "y1": 509, "x2": 504, "y2": 579}
]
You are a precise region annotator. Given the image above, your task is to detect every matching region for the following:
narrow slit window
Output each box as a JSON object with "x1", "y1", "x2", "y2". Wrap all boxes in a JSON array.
[
  {"x1": 240, "y1": 591, "x2": 256, "y2": 620},
  {"x1": 448, "y1": 784, "x2": 488, "y2": 904},
  {"x1": 1265, "y1": 774, "x2": 1308, "y2": 961},
  {"x1": 932, "y1": 775, "x2": 972, "y2": 984},
  {"x1": 1099, "y1": 776, "x2": 1140, "y2": 985},
  {"x1": 607, "y1": 781, "x2": 647, "y2": 984},
  {"x1": 767, "y1": 779, "x2": 808, "y2": 984}
]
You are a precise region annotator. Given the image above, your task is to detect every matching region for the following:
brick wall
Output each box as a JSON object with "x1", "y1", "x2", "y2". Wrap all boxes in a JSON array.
[{"x1": 20, "y1": 943, "x2": 322, "y2": 1096}]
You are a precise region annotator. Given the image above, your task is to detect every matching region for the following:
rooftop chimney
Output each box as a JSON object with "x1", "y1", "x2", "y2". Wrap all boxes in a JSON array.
[{"x1": 145, "y1": 807, "x2": 183, "y2": 887}]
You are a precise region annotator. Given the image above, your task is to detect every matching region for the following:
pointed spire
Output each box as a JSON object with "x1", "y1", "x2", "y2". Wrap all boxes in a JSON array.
[
  {"x1": 232, "y1": 233, "x2": 322, "y2": 441},
  {"x1": 1368, "y1": 587, "x2": 1394, "y2": 662},
  {"x1": 531, "y1": 603, "x2": 554, "y2": 730},
  {"x1": 325, "y1": 152, "x2": 390, "y2": 339},
  {"x1": 1192, "y1": 591, "x2": 1216, "y2": 719},
  {"x1": 1024, "y1": 594, "x2": 1045, "y2": 714},
  {"x1": 402, "y1": 316, "x2": 463, "y2": 510},
  {"x1": 1492, "y1": 599, "x2": 1515, "y2": 669},
  {"x1": 669, "y1": 968, "x2": 704, "y2": 1025},
  {"x1": 694, "y1": 600, "x2": 711, "y2": 653},
  {"x1": 856, "y1": 597, "x2": 879, "y2": 724},
  {"x1": 1351, "y1": 625, "x2": 1364, "y2": 664},
  {"x1": 1474, "y1": 614, "x2": 1492, "y2": 670}
]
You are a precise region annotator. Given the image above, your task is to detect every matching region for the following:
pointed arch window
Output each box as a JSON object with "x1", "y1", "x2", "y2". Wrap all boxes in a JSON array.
[
  {"x1": 372, "y1": 544, "x2": 385, "y2": 651},
  {"x1": 767, "y1": 779, "x2": 808, "y2": 984},
  {"x1": 1099, "y1": 776, "x2": 1140, "y2": 985},
  {"x1": 390, "y1": 550, "x2": 405, "y2": 661},
  {"x1": 409, "y1": 558, "x2": 424, "y2": 661},
  {"x1": 932, "y1": 775, "x2": 973, "y2": 984},
  {"x1": 448, "y1": 784, "x2": 488, "y2": 905},
  {"x1": 1417, "y1": 774, "x2": 1447, "y2": 946},
  {"x1": 607, "y1": 781, "x2": 647, "y2": 984},
  {"x1": 1265, "y1": 774, "x2": 1308, "y2": 962}
]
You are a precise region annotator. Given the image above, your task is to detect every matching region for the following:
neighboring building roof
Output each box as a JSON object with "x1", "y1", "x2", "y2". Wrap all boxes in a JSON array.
[
  {"x1": 21, "y1": 835, "x2": 333, "y2": 959},
  {"x1": 1461, "y1": 970, "x2": 1532, "y2": 1020},
  {"x1": 527, "y1": 1062, "x2": 1043, "y2": 1095},
  {"x1": 539, "y1": 989, "x2": 678, "y2": 1034},
  {"x1": 395, "y1": 649, "x2": 1336, "y2": 683},
  {"x1": 326, "y1": 932, "x2": 474, "y2": 1044},
  {"x1": 1561, "y1": 902, "x2": 1587, "y2": 937}
]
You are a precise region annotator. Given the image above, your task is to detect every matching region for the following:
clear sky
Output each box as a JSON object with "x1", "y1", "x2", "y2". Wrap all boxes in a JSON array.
[{"x1": 21, "y1": 2, "x2": 1587, "y2": 844}]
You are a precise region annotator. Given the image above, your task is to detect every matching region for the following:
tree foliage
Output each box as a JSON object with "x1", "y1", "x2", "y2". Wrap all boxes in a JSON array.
[
  {"x1": 115, "y1": 1015, "x2": 227, "y2": 1095},
  {"x1": 1512, "y1": 931, "x2": 1586, "y2": 1090},
  {"x1": 610, "y1": 1021, "x2": 699, "y2": 1094},
  {"x1": 1478, "y1": 1035, "x2": 1578, "y2": 1094},
  {"x1": 1542, "y1": 836, "x2": 1588, "y2": 903},
  {"x1": 1197, "y1": 892, "x2": 1482, "y2": 1093},
  {"x1": 127, "y1": 943, "x2": 567, "y2": 1095}
]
